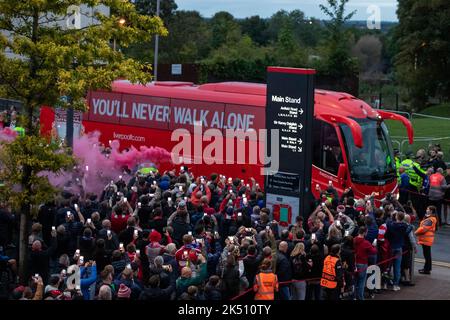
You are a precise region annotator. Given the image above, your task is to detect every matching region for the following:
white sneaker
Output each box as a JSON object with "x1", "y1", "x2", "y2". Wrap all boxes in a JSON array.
[{"x1": 393, "y1": 286, "x2": 401, "y2": 291}]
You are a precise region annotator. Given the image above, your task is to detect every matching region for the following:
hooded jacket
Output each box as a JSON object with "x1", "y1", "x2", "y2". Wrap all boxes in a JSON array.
[{"x1": 354, "y1": 236, "x2": 377, "y2": 265}]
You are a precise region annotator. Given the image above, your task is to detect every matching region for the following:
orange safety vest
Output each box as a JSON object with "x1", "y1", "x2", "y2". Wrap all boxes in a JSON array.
[
  {"x1": 321, "y1": 255, "x2": 339, "y2": 289},
  {"x1": 415, "y1": 216, "x2": 437, "y2": 247},
  {"x1": 253, "y1": 272, "x2": 278, "y2": 300},
  {"x1": 429, "y1": 173, "x2": 444, "y2": 188}
]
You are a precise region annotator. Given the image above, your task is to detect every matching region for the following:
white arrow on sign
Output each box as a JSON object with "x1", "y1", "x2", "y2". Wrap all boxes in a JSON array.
[
  {"x1": 298, "y1": 123, "x2": 303, "y2": 130},
  {"x1": 299, "y1": 108, "x2": 304, "y2": 115},
  {"x1": 298, "y1": 138, "x2": 303, "y2": 144}
]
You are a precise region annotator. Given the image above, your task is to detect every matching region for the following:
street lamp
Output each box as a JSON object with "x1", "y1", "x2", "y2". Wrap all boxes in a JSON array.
[
  {"x1": 153, "y1": 0, "x2": 160, "y2": 82},
  {"x1": 113, "y1": 18, "x2": 126, "y2": 51}
]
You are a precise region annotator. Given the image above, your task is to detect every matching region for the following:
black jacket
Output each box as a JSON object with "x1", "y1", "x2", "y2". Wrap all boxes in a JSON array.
[
  {"x1": 290, "y1": 253, "x2": 309, "y2": 280},
  {"x1": 204, "y1": 283, "x2": 222, "y2": 300},
  {"x1": 149, "y1": 217, "x2": 167, "y2": 235},
  {"x1": 29, "y1": 236, "x2": 57, "y2": 284},
  {"x1": 276, "y1": 251, "x2": 292, "y2": 283},
  {"x1": 243, "y1": 253, "x2": 263, "y2": 287},
  {"x1": 221, "y1": 266, "x2": 240, "y2": 300},
  {"x1": 118, "y1": 227, "x2": 135, "y2": 246},
  {"x1": 139, "y1": 284, "x2": 174, "y2": 300}
]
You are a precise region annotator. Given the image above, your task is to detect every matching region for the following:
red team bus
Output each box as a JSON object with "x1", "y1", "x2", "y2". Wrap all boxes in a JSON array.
[{"x1": 40, "y1": 80, "x2": 414, "y2": 201}]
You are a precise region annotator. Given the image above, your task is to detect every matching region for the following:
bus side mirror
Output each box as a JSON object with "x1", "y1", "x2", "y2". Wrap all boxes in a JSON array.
[{"x1": 337, "y1": 163, "x2": 347, "y2": 185}]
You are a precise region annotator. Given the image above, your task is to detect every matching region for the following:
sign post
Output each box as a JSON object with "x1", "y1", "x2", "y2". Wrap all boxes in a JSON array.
[{"x1": 265, "y1": 67, "x2": 315, "y2": 225}]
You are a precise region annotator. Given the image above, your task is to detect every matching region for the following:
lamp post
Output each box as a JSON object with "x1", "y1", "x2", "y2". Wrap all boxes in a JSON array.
[{"x1": 153, "y1": 0, "x2": 160, "y2": 81}]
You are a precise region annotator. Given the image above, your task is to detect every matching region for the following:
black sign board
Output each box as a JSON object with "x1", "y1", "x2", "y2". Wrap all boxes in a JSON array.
[
  {"x1": 267, "y1": 172, "x2": 300, "y2": 193},
  {"x1": 265, "y1": 67, "x2": 315, "y2": 224}
]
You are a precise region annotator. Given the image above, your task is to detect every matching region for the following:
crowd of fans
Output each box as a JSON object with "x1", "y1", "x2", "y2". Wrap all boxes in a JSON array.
[
  {"x1": 0, "y1": 145, "x2": 448, "y2": 301},
  {"x1": 396, "y1": 145, "x2": 450, "y2": 225}
]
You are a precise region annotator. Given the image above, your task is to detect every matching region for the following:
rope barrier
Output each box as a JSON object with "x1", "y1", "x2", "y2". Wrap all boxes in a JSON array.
[{"x1": 230, "y1": 250, "x2": 410, "y2": 300}]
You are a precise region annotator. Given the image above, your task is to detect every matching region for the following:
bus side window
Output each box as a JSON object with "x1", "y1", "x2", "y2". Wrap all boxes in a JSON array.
[{"x1": 313, "y1": 120, "x2": 342, "y2": 175}]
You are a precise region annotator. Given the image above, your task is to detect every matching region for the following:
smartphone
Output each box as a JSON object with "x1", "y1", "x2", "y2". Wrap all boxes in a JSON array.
[
  {"x1": 66, "y1": 211, "x2": 71, "y2": 217},
  {"x1": 87, "y1": 218, "x2": 91, "y2": 224},
  {"x1": 345, "y1": 230, "x2": 350, "y2": 237},
  {"x1": 179, "y1": 186, "x2": 183, "y2": 191},
  {"x1": 311, "y1": 233, "x2": 316, "y2": 241},
  {"x1": 188, "y1": 231, "x2": 192, "y2": 236},
  {"x1": 136, "y1": 249, "x2": 140, "y2": 255},
  {"x1": 321, "y1": 202, "x2": 325, "y2": 207},
  {"x1": 238, "y1": 212, "x2": 242, "y2": 217},
  {"x1": 336, "y1": 220, "x2": 341, "y2": 227},
  {"x1": 201, "y1": 178, "x2": 205, "y2": 183},
  {"x1": 266, "y1": 225, "x2": 270, "y2": 231},
  {"x1": 246, "y1": 184, "x2": 250, "y2": 188},
  {"x1": 119, "y1": 243, "x2": 124, "y2": 249},
  {"x1": 134, "y1": 229, "x2": 138, "y2": 237},
  {"x1": 181, "y1": 166, "x2": 185, "y2": 171},
  {"x1": 79, "y1": 256, "x2": 84, "y2": 264},
  {"x1": 243, "y1": 198, "x2": 248, "y2": 205},
  {"x1": 85, "y1": 165, "x2": 89, "y2": 171},
  {"x1": 328, "y1": 180, "x2": 332, "y2": 186},
  {"x1": 183, "y1": 250, "x2": 188, "y2": 258},
  {"x1": 52, "y1": 226, "x2": 56, "y2": 231},
  {"x1": 138, "y1": 202, "x2": 142, "y2": 208},
  {"x1": 168, "y1": 197, "x2": 172, "y2": 202},
  {"x1": 214, "y1": 231, "x2": 219, "y2": 237},
  {"x1": 74, "y1": 204, "x2": 78, "y2": 210},
  {"x1": 34, "y1": 273, "x2": 39, "y2": 279},
  {"x1": 126, "y1": 264, "x2": 132, "y2": 270},
  {"x1": 124, "y1": 197, "x2": 127, "y2": 203},
  {"x1": 228, "y1": 178, "x2": 232, "y2": 183},
  {"x1": 75, "y1": 249, "x2": 80, "y2": 255},
  {"x1": 228, "y1": 236, "x2": 234, "y2": 243},
  {"x1": 316, "y1": 184, "x2": 320, "y2": 190},
  {"x1": 107, "y1": 230, "x2": 111, "y2": 237},
  {"x1": 119, "y1": 175, "x2": 122, "y2": 180},
  {"x1": 229, "y1": 190, "x2": 233, "y2": 194}
]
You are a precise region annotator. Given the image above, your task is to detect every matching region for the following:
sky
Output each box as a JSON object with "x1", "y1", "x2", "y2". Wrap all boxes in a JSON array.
[{"x1": 175, "y1": 0, "x2": 399, "y2": 21}]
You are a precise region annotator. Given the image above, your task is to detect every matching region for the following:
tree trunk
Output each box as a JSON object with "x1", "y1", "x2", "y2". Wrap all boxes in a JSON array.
[{"x1": 18, "y1": 209, "x2": 29, "y2": 283}]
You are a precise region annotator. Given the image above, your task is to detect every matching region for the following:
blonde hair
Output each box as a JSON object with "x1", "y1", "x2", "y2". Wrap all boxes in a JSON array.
[{"x1": 290, "y1": 242, "x2": 305, "y2": 257}]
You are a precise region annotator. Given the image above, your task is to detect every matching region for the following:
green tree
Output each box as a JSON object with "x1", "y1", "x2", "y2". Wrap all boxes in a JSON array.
[
  {"x1": 394, "y1": 0, "x2": 450, "y2": 111},
  {"x1": 318, "y1": 0, "x2": 358, "y2": 77},
  {"x1": 133, "y1": 0, "x2": 177, "y2": 21},
  {"x1": 210, "y1": 11, "x2": 241, "y2": 49},
  {"x1": 239, "y1": 15, "x2": 269, "y2": 46},
  {"x1": 160, "y1": 10, "x2": 212, "y2": 63},
  {"x1": 202, "y1": 35, "x2": 273, "y2": 82},
  {"x1": 0, "y1": 0, "x2": 166, "y2": 281}
]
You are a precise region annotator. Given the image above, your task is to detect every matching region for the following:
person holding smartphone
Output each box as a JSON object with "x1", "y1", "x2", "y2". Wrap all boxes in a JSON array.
[{"x1": 353, "y1": 226, "x2": 377, "y2": 300}]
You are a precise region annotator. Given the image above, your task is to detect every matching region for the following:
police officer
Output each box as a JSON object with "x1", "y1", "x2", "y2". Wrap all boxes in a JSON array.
[
  {"x1": 401, "y1": 151, "x2": 427, "y2": 217},
  {"x1": 393, "y1": 149, "x2": 401, "y2": 179}
]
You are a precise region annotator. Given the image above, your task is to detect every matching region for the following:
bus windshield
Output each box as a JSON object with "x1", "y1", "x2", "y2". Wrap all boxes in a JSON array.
[{"x1": 340, "y1": 119, "x2": 396, "y2": 185}]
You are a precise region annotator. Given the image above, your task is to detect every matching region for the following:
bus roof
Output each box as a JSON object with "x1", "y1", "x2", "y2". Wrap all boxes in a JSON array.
[{"x1": 111, "y1": 80, "x2": 379, "y2": 119}]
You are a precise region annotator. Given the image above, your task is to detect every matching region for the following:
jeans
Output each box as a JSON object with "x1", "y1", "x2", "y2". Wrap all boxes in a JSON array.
[
  {"x1": 278, "y1": 285, "x2": 291, "y2": 300},
  {"x1": 291, "y1": 281, "x2": 307, "y2": 300},
  {"x1": 422, "y1": 245, "x2": 432, "y2": 272},
  {"x1": 355, "y1": 264, "x2": 368, "y2": 300},
  {"x1": 392, "y1": 248, "x2": 403, "y2": 285}
]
